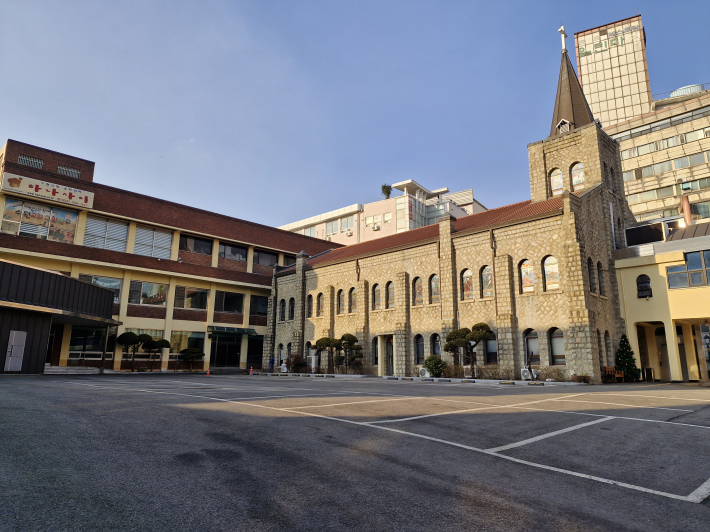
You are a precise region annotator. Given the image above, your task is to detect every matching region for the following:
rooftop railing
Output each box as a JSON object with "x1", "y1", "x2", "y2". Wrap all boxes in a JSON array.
[{"x1": 652, "y1": 83, "x2": 710, "y2": 102}]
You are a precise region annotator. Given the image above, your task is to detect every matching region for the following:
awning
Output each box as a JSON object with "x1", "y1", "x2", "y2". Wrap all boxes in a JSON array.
[{"x1": 208, "y1": 326, "x2": 258, "y2": 335}]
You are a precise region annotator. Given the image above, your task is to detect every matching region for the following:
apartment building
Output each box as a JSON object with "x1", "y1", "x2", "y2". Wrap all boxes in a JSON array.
[
  {"x1": 279, "y1": 180, "x2": 486, "y2": 245},
  {"x1": 0, "y1": 139, "x2": 336, "y2": 372}
]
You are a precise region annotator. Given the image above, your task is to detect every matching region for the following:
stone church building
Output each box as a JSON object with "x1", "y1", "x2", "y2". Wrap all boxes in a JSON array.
[{"x1": 264, "y1": 49, "x2": 634, "y2": 382}]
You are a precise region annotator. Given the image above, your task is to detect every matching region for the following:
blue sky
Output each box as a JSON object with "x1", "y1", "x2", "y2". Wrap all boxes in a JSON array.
[{"x1": 1, "y1": 1, "x2": 708, "y2": 227}]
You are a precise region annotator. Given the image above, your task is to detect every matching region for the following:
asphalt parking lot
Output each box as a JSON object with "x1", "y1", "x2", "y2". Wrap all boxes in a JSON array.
[{"x1": 1, "y1": 375, "x2": 709, "y2": 531}]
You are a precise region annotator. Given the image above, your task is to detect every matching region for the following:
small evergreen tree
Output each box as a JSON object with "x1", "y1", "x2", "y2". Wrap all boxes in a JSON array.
[
  {"x1": 315, "y1": 337, "x2": 341, "y2": 374},
  {"x1": 341, "y1": 334, "x2": 363, "y2": 374},
  {"x1": 615, "y1": 334, "x2": 641, "y2": 382},
  {"x1": 443, "y1": 328, "x2": 471, "y2": 366},
  {"x1": 116, "y1": 332, "x2": 140, "y2": 372}
]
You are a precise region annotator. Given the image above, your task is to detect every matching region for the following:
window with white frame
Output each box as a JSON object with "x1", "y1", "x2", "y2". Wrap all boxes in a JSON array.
[
  {"x1": 326, "y1": 220, "x2": 338, "y2": 235},
  {"x1": 134, "y1": 225, "x2": 172, "y2": 259},
  {"x1": 340, "y1": 216, "x2": 354, "y2": 232},
  {"x1": 303, "y1": 226, "x2": 316, "y2": 237},
  {"x1": 83, "y1": 215, "x2": 129, "y2": 252}
]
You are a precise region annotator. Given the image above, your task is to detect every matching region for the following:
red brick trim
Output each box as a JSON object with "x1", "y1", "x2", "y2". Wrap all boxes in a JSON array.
[
  {"x1": 173, "y1": 308, "x2": 207, "y2": 322},
  {"x1": 127, "y1": 304, "x2": 166, "y2": 319}
]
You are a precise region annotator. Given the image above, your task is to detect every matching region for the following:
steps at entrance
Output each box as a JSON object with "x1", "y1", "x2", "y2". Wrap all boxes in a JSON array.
[
  {"x1": 208, "y1": 367, "x2": 248, "y2": 375},
  {"x1": 44, "y1": 365, "x2": 100, "y2": 375}
]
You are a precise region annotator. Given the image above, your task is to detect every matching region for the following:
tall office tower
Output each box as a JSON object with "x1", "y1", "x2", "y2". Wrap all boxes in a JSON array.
[{"x1": 574, "y1": 15, "x2": 652, "y2": 128}]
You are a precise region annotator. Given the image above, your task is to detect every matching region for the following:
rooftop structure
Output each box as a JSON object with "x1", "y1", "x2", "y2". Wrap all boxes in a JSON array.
[{"x1": 280, "y1": 180, "x2": 486, "y2": 245}]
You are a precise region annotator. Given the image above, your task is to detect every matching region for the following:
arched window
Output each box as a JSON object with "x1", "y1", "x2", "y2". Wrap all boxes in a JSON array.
[
  {"x1": 429, "y1": 275, "x2": 440, "y2": 304},
  {"x1": 278, "y1": 344, "x2": 284, "y2": 363},
  {"x1": 431, "y1": 334, "x2": 442, "y2": 357},
  {"x1": 461, "y1": 269, "x2": 474, "y2": 300},
  {"x1": 336, "y1": 290, "x2": 344, "y2": 314},
  {"x1": 610, "y1": 167, "x2": 616, "y2": 191},
  {"x1": 306, "y1": 294, "x2": 313, "y2": 318},
  {"x1": 603, "y1": 162, "x2": 608, "y2": 187},
  {"x1": 480, "y1": 266, "x2": 494, "y2": 298},
  {"x1": 617, "y1": 217, "x2": 623, "y2": 248},
  {"x1": 550, "y1": 168, "x2": 563, "y2": 194},
  {"x1": 604, "y1": 331, "x2": 611, "y2": 367},
  {"x1": 412, "y1": 278, "x2": 423, "y2": 306},
  {"x1": 385, "y1": 282, "x2": 395, "y2": 309},
  {"x1": 316, "y1": 293, "x2": 323, "y2": 316},
  {"x1": 524, "y1": 330, "x2": 539, "y2": 366},
  {"x1": 305, "y1": 341, "x2": 312, "y2": 359},
  {"x1": 597, "y1": 262, "x2": 606, "y2": 296},
  {"x1": 287, "y1": 342, "x2": 292, "y2": 358},
  {"x1": 415, "y1": 334, "x2": 425, "y2": 364},
  {"x1": 349, "y1": 287, "x2": 357, "y2": 313},
  {"x1": 588, "y1": 258, "x2": 597, "y2": 293},
  {"x1": 288, "y1": 298, "x2": 295, "y2": 320},
  {"x1": 549, "y1": 328, "x2": 565, "y2": 365},
  {"x1": 279, "y1": 299, "x2": 286, "y2": 321},
  {"x1": 372, "y1": 284, "x2": 381, "y2": 310},
  {"x1": 543, "y1": 256, "x2": 559, "y2": 291},
  {"x1": 637, "y1": 275, "x2": 652, "y2": 298},
  {"x1": 571, "y1": 162, "x2": 585, "y2": 190},
  {"x1": 372, "y1": 337, "x2": 378, "y2": 365},
  {"x1": 486, "y1": 332, "x2": 498, "y2": 365},
  {"x1": 520, "y1": 260, "x2": 534, "y2": 293},
  {"x1": 597, "y1": 330, "x2": 604, "y2": 367}
]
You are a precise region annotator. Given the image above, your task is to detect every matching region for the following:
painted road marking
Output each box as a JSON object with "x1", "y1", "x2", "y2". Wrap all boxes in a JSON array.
[
  {"x1": 69, "y1": 382, "x2": 710, "y2": 504},
  {"x1": 486, "y1": 417, "x2": 614, "y2": 452}
]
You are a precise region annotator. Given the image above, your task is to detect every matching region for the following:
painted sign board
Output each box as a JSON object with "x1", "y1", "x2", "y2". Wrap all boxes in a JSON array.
[{"x1": 1, "y1": 173, "x2": 94, "y2": 209}]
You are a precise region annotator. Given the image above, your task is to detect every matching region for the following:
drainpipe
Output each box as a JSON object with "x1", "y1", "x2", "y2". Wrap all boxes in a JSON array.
[{"x1": 681, "y1": 195, "x2": 692, "y2": 227}]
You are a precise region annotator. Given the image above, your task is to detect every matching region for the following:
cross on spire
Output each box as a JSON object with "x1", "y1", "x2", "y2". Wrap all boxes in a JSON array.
[{"x1": 558, "y1": 25, "x2": 567, "y2": 52}]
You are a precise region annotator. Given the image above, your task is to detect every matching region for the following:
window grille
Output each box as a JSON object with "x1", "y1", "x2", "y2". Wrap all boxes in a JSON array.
[
  {"x1": 57, "y1": 165, "x2": 81, "y2": 179},
  {"x1": 18, "y1": 154, "x2": 43, "y2": 169}
]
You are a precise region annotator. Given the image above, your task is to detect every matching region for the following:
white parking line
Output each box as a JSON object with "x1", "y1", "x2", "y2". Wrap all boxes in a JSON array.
[
  {"x1": 590, "y1": 392, "x2": 710, "y2": 403},
  {"x1": 70, "y1": 382, "x2": 707, "y2": 504},
  {"x1": 367, "y1": 393, "x2": 587, "y2": 424},
  {"x1": 554, "y1": 399, "x2": 694, "y2": 412},
  {"x1": 288, "y1": 397, "x2": 418, "y2": 409},
  {"x1": 486, "y1": 417, "x2": 614, "y2": 452}
]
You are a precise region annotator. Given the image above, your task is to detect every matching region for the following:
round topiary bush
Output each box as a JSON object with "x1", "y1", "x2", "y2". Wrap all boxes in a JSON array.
[{"x1": 423, "y1": 355, "x2": 446, "y2": 378}]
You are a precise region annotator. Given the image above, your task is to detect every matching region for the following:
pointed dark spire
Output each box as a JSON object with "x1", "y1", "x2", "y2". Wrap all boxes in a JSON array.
[{"x1": 549, "y1": 50, "x2": 595, "y2": 137}]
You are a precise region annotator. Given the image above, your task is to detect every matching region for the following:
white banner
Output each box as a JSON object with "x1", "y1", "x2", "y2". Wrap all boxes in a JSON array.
[{"x1": 1, "y1": 172, "x2": 94, "y2": 209}]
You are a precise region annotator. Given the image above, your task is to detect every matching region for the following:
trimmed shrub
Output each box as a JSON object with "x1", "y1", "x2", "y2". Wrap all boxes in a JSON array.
[{"x1": 424, "y1": 355, "x2": 446, "y2": 378}]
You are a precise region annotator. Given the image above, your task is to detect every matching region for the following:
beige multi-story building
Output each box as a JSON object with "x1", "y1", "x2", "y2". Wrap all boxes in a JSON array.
[
  {"x1": 574, "y1": 15, "x2": 652, "y2": 128},
  {"x1": 279, "y1": 180, "x2": 486, "y2": 245},
  {"x1": 608, "y1": 90, "x2": 710, "y2": 224},
  {"x1": 265, "y1": 47, "x2": 634, "y2": 383},
  {"x1": 574, "y1": 14, "x2": 710, "y2": 225}
]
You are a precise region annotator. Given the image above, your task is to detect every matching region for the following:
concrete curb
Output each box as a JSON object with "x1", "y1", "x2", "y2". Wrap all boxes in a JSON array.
[
  {"x1": 249, "y1": 372, "x2": 377, "y2": 378},
  {"x1": 379, "y1": 376, "x2": 586, "y2": 386}
]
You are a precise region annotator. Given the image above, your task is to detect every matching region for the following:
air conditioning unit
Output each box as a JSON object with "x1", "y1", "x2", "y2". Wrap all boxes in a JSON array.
[
  {"x1": 521, "y1": 368, "x2": 532, "y2": 381},
  {"x1": 419, "y1": 367, "x2": 431, "y2": 378},
  {"x1": 346, "y1": 230, "x2": 353, "y2": 236},
  {"x1": 372, "y1": 225, "x2": 380, "y2": 231},
  {"x1": 325, "y1": 236, "x2": 331, "y2": 241}
]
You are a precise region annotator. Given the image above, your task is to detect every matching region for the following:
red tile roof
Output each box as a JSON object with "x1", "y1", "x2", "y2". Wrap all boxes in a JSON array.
[{"x1": 306, "y1": 197, "x2": 564, "y2": 267}]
